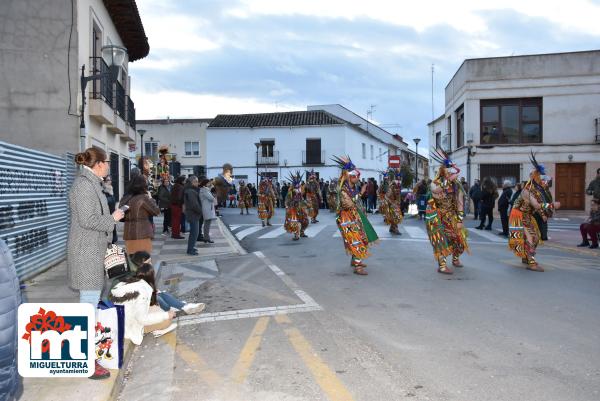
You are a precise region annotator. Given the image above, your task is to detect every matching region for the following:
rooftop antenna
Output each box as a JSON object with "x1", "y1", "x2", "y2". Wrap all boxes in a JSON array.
[{"x1": 366, "y1": 104, "x2": 376, "y2": 134}]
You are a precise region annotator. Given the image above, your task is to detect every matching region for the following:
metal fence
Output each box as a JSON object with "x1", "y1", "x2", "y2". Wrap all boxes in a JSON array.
[{"x1": 0, "y1": 141, "x2": 75, "y2": 280}]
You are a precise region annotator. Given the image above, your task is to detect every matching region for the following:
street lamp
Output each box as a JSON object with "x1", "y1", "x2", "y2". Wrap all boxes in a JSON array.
[
  {"x1": 466, "y1": 137, "x2": 474, "y2": 187},
  {"x1": 413, "y1": 138, "x2": 421, "y2": 183},
  {"x1": 254, "y1": 142, "x2": 261, "y2": 187},
  {"x1": 79, "y1": 45, "x2": 128, "y2": 151},
  {"x1": 138, "y1": 129, "x2": 146, "y2": 173}
]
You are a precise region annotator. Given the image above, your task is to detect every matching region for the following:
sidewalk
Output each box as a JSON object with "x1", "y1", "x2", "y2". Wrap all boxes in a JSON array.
[{"x1": 19, "y1": 217, "x2": 243, "y2": 401}]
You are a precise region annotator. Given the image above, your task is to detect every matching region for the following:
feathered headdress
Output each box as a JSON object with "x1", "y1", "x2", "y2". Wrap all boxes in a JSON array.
[
  {"x1": 529, "y1": 151, "x2": 546, "y2": 175},
  {"x1": 288, "y1": 171, "x2": 303, "y2": 188},
  {"x1": 430, "y1": 148, "x2": 453, "y2": 168},
  {"x1": 308, "y1": 169, "x2": 317, "y2": 179},
  {"x1": 332, "y1": 155, "x2": 359, "y2": 175}
]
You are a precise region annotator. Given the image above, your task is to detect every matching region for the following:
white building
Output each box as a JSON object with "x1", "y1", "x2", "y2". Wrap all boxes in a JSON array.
[
  {"x1": 206, "y1": 105, "x2": 407, "y2": 186},
  {"x1": 0, "y1": 0, "x2": 149, "y2": 200},
  {"x1": 135, "y1": 119, "x2": 212, "y2": 177},
  {"x1": 429, "y1": 50, "x2": 600, "y2": 212}
]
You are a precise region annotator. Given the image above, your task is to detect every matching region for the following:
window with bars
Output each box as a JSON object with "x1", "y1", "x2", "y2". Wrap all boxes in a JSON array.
[
  {"x1": 480, "y1": 98, "x2": 542, "y2": 144},
  {"x1": 456, "y1": 105, "x2": 464, "y2": 148},
  {"x1": 479, "y1": 164, "x2": 520, "y2": 187},
  {"x1": 362, "y1": 143, "x2": 366, "y2": 159},
  {"x1": 144, "y1": 142, "x2": 158, "y2": 158},
  {"x1": 185, "y1": 141, "x2": 200, "y2": 156}
]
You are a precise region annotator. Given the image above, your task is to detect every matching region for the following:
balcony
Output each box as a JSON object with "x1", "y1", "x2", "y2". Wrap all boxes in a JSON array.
[
  {"x1": 88, "y1": 57, "x2": 114, "y2": 125},
  {"x1": 256, "y1": 151, "x2": 279, "y2": 165},
  {"x1": 302, "y1": 150, "x2": 326, "y2": 166},
  {"x1": 127, "y1": 96, "x2": 135, "y2": 130}
]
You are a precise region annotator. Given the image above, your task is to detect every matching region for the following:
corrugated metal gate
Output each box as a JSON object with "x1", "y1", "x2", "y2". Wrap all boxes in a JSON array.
[{"x1": 0, "y1": 141, "x2": 75, "y2": 280}]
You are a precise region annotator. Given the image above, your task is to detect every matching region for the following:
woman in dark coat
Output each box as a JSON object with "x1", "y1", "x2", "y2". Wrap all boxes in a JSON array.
[
  {"x1": 120, "y1": 175, "x2": 161, "y2": 254},
  {"x1": 476, "y1": 176, "x2": 498, "y2": 230},
  {"x1": 170, "y1": 176, "x2": 186, "y2": 239}
]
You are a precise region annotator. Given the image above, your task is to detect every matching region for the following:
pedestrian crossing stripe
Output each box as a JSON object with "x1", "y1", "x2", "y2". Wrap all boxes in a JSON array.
[{"x1": 466, "y1": 228, "x2": 506, "y2": 243}]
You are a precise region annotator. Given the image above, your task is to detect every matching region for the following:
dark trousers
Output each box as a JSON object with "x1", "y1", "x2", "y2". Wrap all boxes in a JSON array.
[
  {"x1": 198, "y1": 216, "x2": 204, "y2": 241},
  {"x1": 534, "y1": 213, "x2": 548, "y2": 240},
  {"x1": 171, "y1": 205, "x2": 182, "y2": 237},
  {"x1": 580, "y1": 223, "x2": 600, "y2": 245},
  {"x1": 479, "y1": 205, "x2": 493, "y2": 228},
  {"x1": 181, "y1": 213, "x2": 187, "y2": 233},
  {"x1": 187, "y1": 219, "x2": 199, "y2": 253},
  {"x1": 499, "y1": 208, "x2": 509, "y2": 234},
  {"x1": 473, "y1": 199, "x2": 481, "y2": 219},
  {"x1": 162, "y1": 208, "x2": 171, "y2": 232},
  {"x1": 322, "y1": 194, "x2": 328, "y2": 210}
]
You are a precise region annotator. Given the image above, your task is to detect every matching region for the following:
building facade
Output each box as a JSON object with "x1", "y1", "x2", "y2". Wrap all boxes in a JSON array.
[
  {"x1": 135, "y1": 119, "x2": 212, "y2": 178},
  {"x1": 0, "y1": 0, "x2": 148, "y2": 199},
  {"x1": 429, "y1": 50, "x2": 600, "y2": 212},
  {"x1": 206, "y1": 106, "x2": 407, "y2": 186}
]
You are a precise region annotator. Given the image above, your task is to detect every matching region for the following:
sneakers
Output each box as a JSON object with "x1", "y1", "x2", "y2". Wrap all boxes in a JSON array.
[
  {"x1": 89, "y1": 361, "x2": 110, "y2": 380},
  {"x1": 152, "y1": 322, "x2": 178, "y2": 338},
  {"x1": 182, "y1": 303, "x2": 206, "y2": 315}
]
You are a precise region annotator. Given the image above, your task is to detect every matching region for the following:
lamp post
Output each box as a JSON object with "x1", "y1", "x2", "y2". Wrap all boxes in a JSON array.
[
  {"x1": 466, "y1": 138, "x2": 474, "y2": 187},
  {"x1": 79, "y1": 45, "x2": 127, "y2": 151},
  {"x1": 413, "y1": 138, "x2": 421, "y2": 183},
  {"x1": 138, "y1": 129, "x2": 146, "y2": 173},
  {"x1": 254, "y1": 142, "x2": 261, "y2": 187}
]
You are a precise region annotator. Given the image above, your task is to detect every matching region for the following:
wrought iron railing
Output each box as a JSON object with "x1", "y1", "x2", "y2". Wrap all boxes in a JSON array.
[
  {"x1": 127, "y1": 96, "x2": 135, "y2": 129},
  {"x1": 302, "y1": 150, "x2": 326, "y2": 165},
  {"x1": 257, "y1": 151, "x2": 279, "y2": 165},
  {"x1": 89, "y1": 57, "x2": 113, "y2": 107},
  {"x1": 115, "y1": 81, "x2": 126, "y2": 119}
]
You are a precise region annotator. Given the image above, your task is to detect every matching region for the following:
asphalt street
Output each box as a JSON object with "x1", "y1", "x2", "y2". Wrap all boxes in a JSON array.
[{"x1": 119, "y1": 207, "x2": 599, "y2": 401}]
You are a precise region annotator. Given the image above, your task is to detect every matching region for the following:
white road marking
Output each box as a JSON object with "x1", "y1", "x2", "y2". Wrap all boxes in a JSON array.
[
  {"x1": 468, "y1": 228, "x2": 506, "y2": 243},
  {"x1": 258, "y1": 226, "x2": 287, "y2": 238},
  {"x1": 403, "y1": 226, "x2": 429, "y2": 239},
  {"x1": 235, "y1": 226, "x2": 265, "y2": 240},
  {"x1": 304, "y1": 224, "x2": 327, "y2": 237}
]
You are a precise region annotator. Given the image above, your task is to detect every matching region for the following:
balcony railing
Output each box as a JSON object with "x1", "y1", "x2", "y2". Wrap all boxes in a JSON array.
[
  {"x1": 89, "y1": 57, "x2": 113, "y2": 107},
  {"x1": 256, "y1": 151, "x2": 279, "y2": 165},
  {"x1": 302, "y1": 150, "x2": 326, "y2": 165},
  {"x1": 115, "y1": 81, "x2": 126, "y2": 119},
  {"x1": 127, "y1": 96, "x2": 135, "y2": 129}
]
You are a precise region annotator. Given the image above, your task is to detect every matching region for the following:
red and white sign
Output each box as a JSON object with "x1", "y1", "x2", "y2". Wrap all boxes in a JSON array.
[{"x1": 388, "y1": 155, "x2": 401, "y2": 168}]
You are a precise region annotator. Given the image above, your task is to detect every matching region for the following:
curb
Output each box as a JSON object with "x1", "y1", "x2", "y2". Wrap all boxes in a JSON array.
[
  {"x1": 217, "y1": 216, "x2": 248, "y2": 255},
  {"x1": 108, "y1": 340, "x2": 135, "y2": 401}
]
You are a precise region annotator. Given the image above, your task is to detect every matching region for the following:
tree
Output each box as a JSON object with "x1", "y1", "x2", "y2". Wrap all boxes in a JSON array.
[{"x1": 400, "y1": 162, "x2": 415, "y2": 188}]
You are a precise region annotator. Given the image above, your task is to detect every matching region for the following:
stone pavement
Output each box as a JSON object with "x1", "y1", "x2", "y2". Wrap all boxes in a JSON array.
[{"x1": 19, "y1": 216, "x2": 243, "y2": 401}]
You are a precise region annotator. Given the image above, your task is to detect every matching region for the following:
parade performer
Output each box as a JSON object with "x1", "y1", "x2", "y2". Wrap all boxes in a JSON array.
[
  {"x1": 381, "y1": 168, "x2": 404, "y2": 235},
  {"x1": 333, "y1": 156, "x2": 378, "y2": 275},
  {"x1": 327, "y1": 179, "x2": 338, "y2": 212},
  {"x1": 214, "y1": 163, "x2": 234, "y2": 208},
  {"x1": 284, "y1": 171, "x2": 309, "y2": 241},
  {"x1": 304, "y1": 170, "x2": 322, "y2": 223},
  {"x1": 257, "y1": 175, "x2": 276, "y2": 227},
  {"x1": 508, "y1": 152, "x2": 560, "y2": 272},
  {"x1": 238, "y1": 180, "x2": 252, "y2": 215},
  {"x1": 426, "y1": 149, "x2": 469, "y2": 275},
  {"x1": 157, "y1": 145, "x2": 170, "y2": 182}
]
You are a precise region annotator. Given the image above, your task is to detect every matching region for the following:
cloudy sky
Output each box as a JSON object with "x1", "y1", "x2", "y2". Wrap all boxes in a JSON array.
[{"x1": 130, "y1": 0, "x2": 600, "y2": 149}]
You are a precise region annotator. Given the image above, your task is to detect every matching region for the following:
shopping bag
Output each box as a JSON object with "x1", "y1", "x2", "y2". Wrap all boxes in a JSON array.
[{"x1": 95, "y1": 300, "x2": 125, "y2": 369}]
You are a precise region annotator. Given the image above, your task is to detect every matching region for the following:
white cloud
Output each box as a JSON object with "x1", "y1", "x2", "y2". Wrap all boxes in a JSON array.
[{"x1": 131, "y1": 89, "x2": 304, "y2": 119}]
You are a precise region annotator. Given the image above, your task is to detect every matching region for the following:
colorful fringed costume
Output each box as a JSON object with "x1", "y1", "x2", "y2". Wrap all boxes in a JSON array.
[
  {"x1": 304, "y1": 171, "x2": 322, "y2": 223},
  {"x1": 426, "y1": 149, "x2": 469, "y2": 274},
  {"x1": 327, "y1": 179, "x2": 338, "y2": 213},
  {"x1": 380, "y1": 168, "x2": 403, "y2": 234},
  {"x1": 238, "y1": 181, "x2": 252, "y2": 214},
  {"x1": 257, "y1": 177, "x2": 276, "y2": 226},
  {"x1": 508, "y1": 152, "x2": 557, "y2": 272},
  {"x1": 332, "y1": 155, "x2": 378, "y2": 275},
  {"x1": 284, "y1": 171, "x2": 309, "y2": 240}
]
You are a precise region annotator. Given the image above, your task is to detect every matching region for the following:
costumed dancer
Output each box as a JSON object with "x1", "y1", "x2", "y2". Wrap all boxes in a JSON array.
[
  {"x1": 214, "y1": 163, "x2": 234, "y2": 209},
  {"x1": 508, "y1": 152, "x2": 560, "y2": 272},
  {"x1": 382, "y1": 168, "x2": 404, "y2": 235},
  {"x1": 284, "y1": 171, "x2": 309, "y2": 241},
  {"x1": 257, "y1": 175, "x2": 276, "y2": 227},
  {"x1": 238, "y1": 180, "x2": 252, "y2": 215},
  {"x1": 377, "y1": 170, "x2": 390, "y2": 219},
  {"x1": 426, "y1": 149, "x2": 469, "y2": 275},
  {"x1": 327, "y1": 179, "x2": 338, "y2": 212},
  {"x1": 157, "y1": 145, "x2": 170, "y2": 182},
  {"x1": 332, "y1": 156, "x2": 379, "y2": 275},
  {"x1": 304, "y1": 170, "x2": 322, "y2": 223}
]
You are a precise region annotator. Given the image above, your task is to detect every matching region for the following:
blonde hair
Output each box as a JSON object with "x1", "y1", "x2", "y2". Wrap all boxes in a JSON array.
[{"x1": 75, "y1": 147, "x2": 107, "y2": 168}]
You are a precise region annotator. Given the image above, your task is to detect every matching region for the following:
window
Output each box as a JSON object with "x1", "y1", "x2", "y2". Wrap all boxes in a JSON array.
[
  {"x1": 456, "y1": 105, "x2": 464, "y2": 148},
  {"x1": 435, "y1": 131, "x2": 442, "y2": 149},
  {"x1": 144, "y1": 142, "x2": 158, "y2": 158},
  {"x1": 480, "y1": 164, "x2": 520, "y2": 187},
  {"x1": 480, "y1": 98, "x2": 542, "y2": 144},
  {"x1": 370, "y1": 145, "x2": 374, "y2": 160},
  {"x1": 260, "y1": 140, "x2": 274, "y2": 157},
  {"x1": 378, "y1": 147, "x2": 382, "y2": 160},
  {"x1": 184, "y1": 141, "x2": 200, "y2": 156},
  {"x1": 362, "y1": 143, "x2": 366, "y2": 159},
  {"x1": 305, "y1": 139, "x2": 322, "y2": 164},
  {"x1": 446, "y1": 116, "x2": 452, "y2": 151}
]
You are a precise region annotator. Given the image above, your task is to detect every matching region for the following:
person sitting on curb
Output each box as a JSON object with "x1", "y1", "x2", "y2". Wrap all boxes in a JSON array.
[
  {"x1": 128, "y1": 252, "x2": 206, "y2": 314},
  {"x1": 578, "y1": 199, "x2": 600, "y2": 249},
  {"x1": 110, "y1": 263, "x2": 177, "y2": 342}
]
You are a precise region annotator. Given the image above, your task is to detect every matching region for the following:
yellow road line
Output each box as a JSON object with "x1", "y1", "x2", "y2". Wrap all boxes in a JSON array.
[
  {"x1": 275, "y1": 315, "x2": 356, "y2": 401},
  {"x1": 230, "y1": 316, "x2": 270, "y2": 384},
  {"x1": 161, "y1": 331, "x2": 223, "y2": 387}
]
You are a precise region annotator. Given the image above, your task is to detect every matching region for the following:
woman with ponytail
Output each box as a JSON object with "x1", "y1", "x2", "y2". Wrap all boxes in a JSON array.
[{"x1": 67, "y1": 147, "x2": 124, "y2": 380}]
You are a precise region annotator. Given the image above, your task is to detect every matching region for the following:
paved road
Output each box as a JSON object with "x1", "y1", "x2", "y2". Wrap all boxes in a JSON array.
[{"x1": 119, "y1": 207, "x2": 600, "y2": 401}]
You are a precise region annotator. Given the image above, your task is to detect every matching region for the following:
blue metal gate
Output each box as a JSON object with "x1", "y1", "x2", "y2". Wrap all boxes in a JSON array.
[{"x1": 0, "y1": 141, "x2": 74, "y2": 280}]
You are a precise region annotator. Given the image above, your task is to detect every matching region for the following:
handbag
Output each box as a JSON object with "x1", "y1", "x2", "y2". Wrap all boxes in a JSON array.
[
  {"x1": 104, "y1": 244, "x2": 130, "y2": 279},
  {"x1": 96, "y1": 300, "x2": 125, "y2": 369}
]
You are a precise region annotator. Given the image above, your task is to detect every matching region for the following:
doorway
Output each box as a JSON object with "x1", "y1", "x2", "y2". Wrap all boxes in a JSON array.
[{"x1": 555, "y1": 163, "x2": 585, "y2": 210}]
